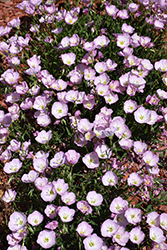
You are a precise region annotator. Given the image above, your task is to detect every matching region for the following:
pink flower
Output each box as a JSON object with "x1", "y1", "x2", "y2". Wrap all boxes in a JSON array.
[
  {"x1": 124, "y1": 208, "x2": 142, "y2": 225},
  {"x1": 116, "y1": 33, "x2": 130, "y2": 48},
  {"x1": 133, "y1": 141, "x2": 147, "y2": 155},
  {"x1": 77, "y1": 200, "x2": 92, "y2": 215},
  {"x1": 76, "y1": 221, "x2": 93, "y2": 237},
  {"x1": 44, "y1": 204, "x2": 58, "y2": 219},
  {"x1": 155, "y1": 59, "x2": 167, "y2": 72},
  {"x1": 110, "y1": 197, "x2": 128, "y2": 214},
  {"x1": 65, "y1": 149, "x2": 80, "y2": 165},
  {"x1": 160, "y1": 213, "x2": 167, "y2": 230},
  {"x1": 127, "y1": 173, "x2": 143, "y2": 187},
  {"x1": 65, "y1": 11, "x2": 78, "y2": 25},
  {"x1": 61, "y1": 191, "x2": 76, "y2": 205},
  {"x1": 102, "y1": 171, "x2": 118, "y2": 186},
  {"x1": 2, "y1": 189, "x2": 17, "y2": 203},
  {"x1": 50, "y1": 151, "x2": 66, "y2": 168},
  {"x1": 105, "y1": 4, "x2": 118, "y2": 18},
  {"x1": 52, "y1": 178, "x2": 69, "y2": 195},
  {"x1": 128, "y1": 3, "x2": 139, "y2": 12},
  {"x1": 112, "y1": 226, "x2": 130, "y2": 246},
  {"x1": 123, "y1": 100, "x2": 138, "y2": 113},
  {"x1": 37, "y1": 230, "x2": 56, "y2": 249},
  {"x1": 129, "y1": 226, "x2": 145, "y2": 244},
  {"x1": 93, "y1": 35, "x2": 110, "y2": 49},
  {"x1": 8, "y1": 212, "x2": 27, "y2": 232},
  {"x1": 146, "y1": 212, "x2": 160, "y2": 227},
  {"x1": 134, "y1": 107, "x2": 151, "y2": 124},
  {"x1": 143, "y1": 150, "x2": 159, "y2": 166},
  {"x1": 117, "y1": 9, "x2": 129, "y2": 19},
  {"x1": 101, "y1": 219, "x2": 119, "y2": 237},
  {"x1": 83, "y1": 233, "x2": 103, "y2": 250},
  {"x1": 41, "y1": 183, "x2": 57, "y2": 202},
  {"x1": 35, "y1": 130, "x2": 52, "y2": 144},
  {"x1": 82, "y1": 152, "x2": 99, "y2": 169},
  {"x1": 60, "y1": 52, "x2": 76, "y2": 66},
  {"x1": 86, "y1": 191, "x2": 103, "y2": 206},
  {"x1": 51, "y1": 102, "x2": 68, "y2": 119},
  {"x1": 4, "y1": 158, "x2": 22, "y2": 174},
  {"x1": 149, "y1": 227, "x2": 166, "y2": 244},
  {"x1": 58, "y1": 206, "x2": 75, "y2": 222},
  {"x1": 27, "y1": 211, "x2": 43, "y2": 226},
  {"x1": 77, "y1": 118, "x2": 94, "y2": 133},
  {"x1": 45, "y1": 221, "x2": 58, "y2": 230}
]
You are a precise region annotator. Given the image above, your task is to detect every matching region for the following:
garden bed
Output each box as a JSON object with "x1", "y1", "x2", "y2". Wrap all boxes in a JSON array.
[{"x1": 0, "y1": 0, "x2": 167, "y2": 249}]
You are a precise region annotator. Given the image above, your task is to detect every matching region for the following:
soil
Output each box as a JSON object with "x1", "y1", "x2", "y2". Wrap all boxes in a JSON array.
[{"x1": 0, "y1": 1, "x2": 167, "y2": 249}]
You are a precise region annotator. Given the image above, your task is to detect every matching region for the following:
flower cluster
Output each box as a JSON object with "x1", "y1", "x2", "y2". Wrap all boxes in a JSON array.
[{"x1": 0, "y1": 0, "x2": 167, "y2": 249}]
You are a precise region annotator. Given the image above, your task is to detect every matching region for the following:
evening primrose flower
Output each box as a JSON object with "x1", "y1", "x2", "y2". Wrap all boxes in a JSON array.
[
  {"x1": 149, "y1": 227, "x2": 166, "y2": 244},
  {"x1": 105, "y1": 4, "x2": 118, "y2": 18},
  {"x1": 109, "y1": 197, "x2": 128, "y2": 214},
  {"x1": 44, "y1": 204, "x2": 58, "y2": 219},
  {"x1": 127, "y1": 173, "x2": 143, "y2": 187},
  {"x1": 112, "y1": 226, "x2": 130, "y2": 246},
  {"x1": 51, "y1": 101, "x2": 68, "y2": 119},
  {"x1": 52, "y1": 178, "x2": 69, "y2": 195},
  {"x1": 27, "y1": 211, "x2": 43, "y2": 226},
  {"x1": 133, "y1": 141, "x2": 147, "y2": 155},
  {"x1": 2, "y1": 189, "x2": 17, "y2": 203},
  {"x1": 61, "y1": 191, "x2": 76, "y2": 205},
  {"x1": 37, "y1": 230, "x2": 56, "y2": 249},
  {"x1": 142, "y1": 150, "x2": 159, "y2": 166},
  {"x1": 76, "y1": 221, "x2": 93, "y2": 237},
  {"x1": 129, "y1": 226, "x2": 145, "y2": 244},
  {"x1": 58, "y1": 206, "x2": 75, "y2": 222},
  {"x1": 50, "y1": 151, "x2": 66, "y2": 168},
  {"x1": 41, "y1": 183, "x2": 57, "y2": 202},
  {"x1": 83, "y1": 233, "x2": 103, "y2": 250},
  {"x1": 60, "y1": 52, "x2": 76, "y2": 66},
  {"x1": 124, "y1": 208, "x2": 142, "y2": 225},
  {"x1": 82, "y1": 151, "x2": 99, "y2": 169},
  {"x1": 65, "y1": 11, "x2": 78, "y2": 25},
  {"x1": 4, "y1": 158, "x2": 22, "y2": 174},
  {"x1": 155, "y1": 59, "x2": 167, "y2": 72},
  {"x1": 35, "y1": 130, "x2": 52, "y2": 144},
  {"x1": 93, "y1": 35, "x2": 110, "y2": 49},
  {"x1": 116, "y1": 33, "x2": 130, "y2": 48},
  {"x1": 146, "y1": 212, "x2": 160, "y2": 227},
  {"x1": 8, "y1": 212, "x2": 27, "y2": 232},
  {"x1": 86, "y1": 191, "x2": 103, "y2": 206},
  {"x1": 76, "y1": 200, "x2": 92, "y2": 215},
  {"x1": 101, "y1": 219, "x2": 119, "y2": 237},
  {"x1": 65, "y1": 149, "x2": 80, "y2": 165},
  {"x1": 134, "y1": 107, "x2": 151, "y2": 124},
  {"x1": 102, "y1": 171, "x2": 118, "y2": 186},
  {"x1": 123, "y1": 99, "x2": 138, "y2": 113},
  {"x1": 160, "y1": 213, "x2": 167, "y2": 230}
]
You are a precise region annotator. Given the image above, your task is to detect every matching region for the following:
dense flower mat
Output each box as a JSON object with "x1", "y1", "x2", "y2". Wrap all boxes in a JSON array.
[{"x1": 0, "y1": 0, "x2": 167, "y2": 249}]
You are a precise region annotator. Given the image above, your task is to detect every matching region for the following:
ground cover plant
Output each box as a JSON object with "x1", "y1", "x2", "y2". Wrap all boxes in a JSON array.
[{"x1": 0, "y1": 0, "x2": 167, "y2": 249}]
